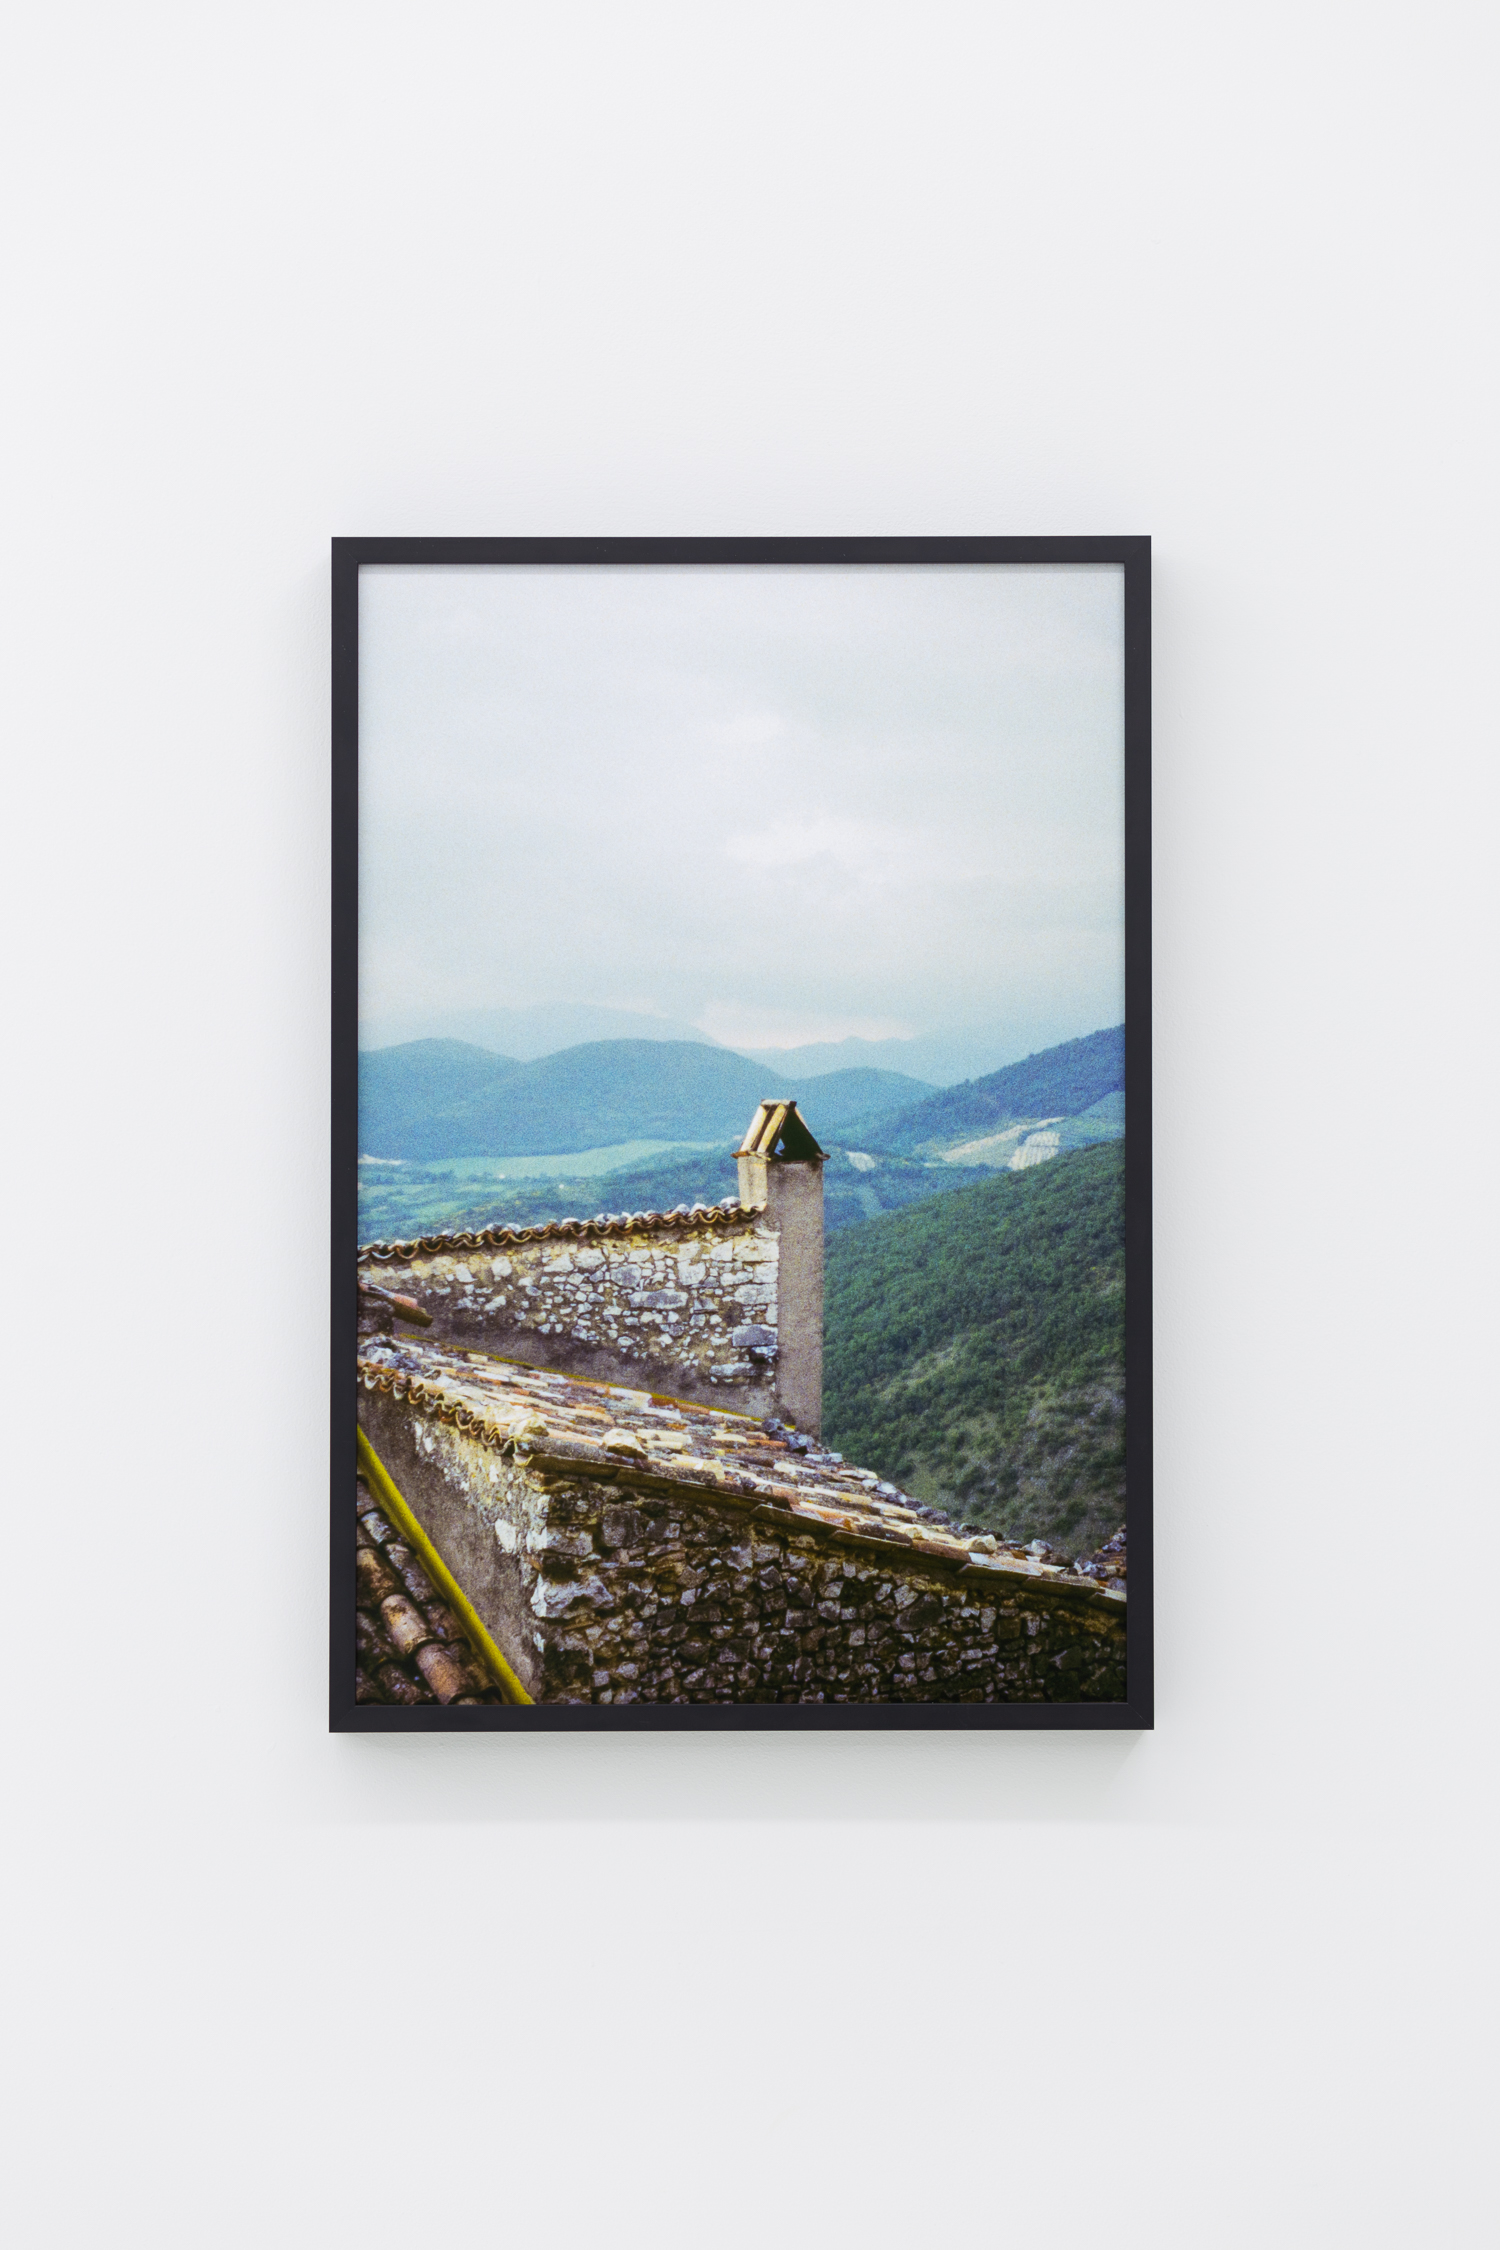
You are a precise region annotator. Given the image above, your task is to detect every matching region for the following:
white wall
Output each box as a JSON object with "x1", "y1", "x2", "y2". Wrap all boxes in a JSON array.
[{"x1": 4, "y1": 5, "x2": 1495, "y2": 2244}]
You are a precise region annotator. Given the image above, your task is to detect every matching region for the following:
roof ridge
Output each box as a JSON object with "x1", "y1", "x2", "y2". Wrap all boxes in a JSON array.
[{"x1": 358, "y1": 1200, "x2": 762, "y2": 1263}]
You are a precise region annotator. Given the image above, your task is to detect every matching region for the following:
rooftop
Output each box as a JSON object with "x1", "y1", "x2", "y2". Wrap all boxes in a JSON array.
[{"x1": 356, "y1": 1335, "x2": 1126, "y2": 1604}]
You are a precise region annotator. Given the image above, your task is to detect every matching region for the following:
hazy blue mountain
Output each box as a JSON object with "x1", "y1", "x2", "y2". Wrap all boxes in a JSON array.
[
  {"x1": 358, "y1": 1040, "x2": 522, "y2": 1157},
  {"x1": 786, "y1": 1068, "x2": 936, "y2": 1134},
  {"x1": 843, "y1": 1026, "x2": 1126, "y2": 1155},
  {"x1": 731, "y1": 1033, "x2": 1024, "y2": 1087},
  {"x1": 358, "y1": 1003, "x2": 717, "y2": 1059},
  {"x1": 358, "y1": 1037, "x2": 936, "y2": 1163},
  {"x1": 360, "y1": 1038, "x2": 792, "y2": 1159}
]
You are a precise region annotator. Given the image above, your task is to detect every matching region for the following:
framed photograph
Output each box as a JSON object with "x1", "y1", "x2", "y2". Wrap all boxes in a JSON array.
[{"x1": 331, "y1": 537, "x2": 1151, "y2": 1729}]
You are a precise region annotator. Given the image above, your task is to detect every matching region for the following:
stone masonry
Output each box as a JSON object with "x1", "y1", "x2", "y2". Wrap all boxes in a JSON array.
[
  {"x1": 360, "y1": 1099, "x2": 830, "y2": 1433},
  {"x1": 356, "y1": 1343, "x2": 1128, "y2": 1706},
  {"x1": 359, "y1": 1204, "x2": 785, "y2": 1418}
]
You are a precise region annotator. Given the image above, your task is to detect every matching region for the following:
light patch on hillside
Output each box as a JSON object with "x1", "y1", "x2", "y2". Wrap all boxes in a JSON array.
[
  {"x1": 1009, "y1": 1131, "x2": 1061, "y2": 1170},
  {"x1": 846, "y1": 1151, "x2": 879, "y2": 1173},
  {"x1": 942, "y1": 1117, "x2": 1063, "y2": 1165}
]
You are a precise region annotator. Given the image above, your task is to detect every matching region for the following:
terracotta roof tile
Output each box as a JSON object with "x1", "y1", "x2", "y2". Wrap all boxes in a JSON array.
[
  {"x1": 354, "y1": 1547, "x2": 403, "y2": 1607},
  {"x1": 358, "y1": 1200, "x2": 763, "y2": 1264},
  {"x1": 414, "y1": 1642, "x2": 480, "y2": 1702},
  {"x1": 353, "y1": 1468, "x2": 508, "y2": 1706},
  {"x1": 355, "y1": 1610, "x2": 398, "y2": 1670},
  {"x1": 383, "y1": 1544, "x2": 439, "y2": 1608},
  {"x1": 378, "y1": 1594, "x2": 433, "y2": 1657}
]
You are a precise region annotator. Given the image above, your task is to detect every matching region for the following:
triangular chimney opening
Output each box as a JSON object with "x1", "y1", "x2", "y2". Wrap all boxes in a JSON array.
[{"x1": 736, "y1": 1099, "x2": 827, "y2": 1165}]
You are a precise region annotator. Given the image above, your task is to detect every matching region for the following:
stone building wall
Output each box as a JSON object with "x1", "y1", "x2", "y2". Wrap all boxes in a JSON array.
[
  {"x1": 359, "y1": 1206, "x2": 781, "y2": 1414},
  {"x1": 358, "y1": 1377, "x2": 1128, "y2": 1706}
]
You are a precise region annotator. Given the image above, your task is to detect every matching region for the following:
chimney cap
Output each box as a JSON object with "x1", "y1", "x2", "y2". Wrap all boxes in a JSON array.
[{"x1": 737, "y1": 1099, "x2": 827, "y2": 1162}]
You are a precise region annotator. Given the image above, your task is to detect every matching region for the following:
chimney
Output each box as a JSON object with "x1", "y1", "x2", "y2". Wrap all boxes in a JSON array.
[{"x1": 736, "y1": 1100, "x2": 827, "y2": 1437}]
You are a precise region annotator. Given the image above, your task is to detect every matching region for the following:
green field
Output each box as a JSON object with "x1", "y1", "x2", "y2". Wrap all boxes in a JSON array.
[{"x1": 357, "y1": 1140, "x2": 723, "y2": 1241}]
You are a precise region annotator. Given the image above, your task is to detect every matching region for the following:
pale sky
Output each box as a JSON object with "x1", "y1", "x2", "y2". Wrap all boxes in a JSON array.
[{"x1": 359, "y1": 564, "x2": 1124, "y2": 1055}]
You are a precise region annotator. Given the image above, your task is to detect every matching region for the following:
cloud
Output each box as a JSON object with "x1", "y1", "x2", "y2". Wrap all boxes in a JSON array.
[
  {"x1": 723, "y1": 815, "x2": 950, "y2": 888},
  {"x1": 358, "y1": 563, "x2": 1125, "y2": 1056},
  {"x1": 712, "y1": 710, "x2": 788, "y2": 749}
]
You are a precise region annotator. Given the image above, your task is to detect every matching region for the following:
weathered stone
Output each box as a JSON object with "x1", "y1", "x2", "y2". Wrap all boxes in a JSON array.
[
  {"x1": 356, "y1": 1181, "x2": 827, "y2": 1424},
  {"x1": 358, "y1": 1319, "x2": 1126, "y2": 1707},
  {"x1": 529, "y1": 1575, "x2": 613, "y2": 1618},
  {"x1": 602, "y1": 1427, "x2": 648, "y2": 1459},
  {"x1": 529, "y1": 1526, "x2": 594, "y2": 1559}
]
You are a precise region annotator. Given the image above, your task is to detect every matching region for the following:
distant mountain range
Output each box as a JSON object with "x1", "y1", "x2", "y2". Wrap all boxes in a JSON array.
[
  {"x1": 733, "y1": 1032, "x2": 1032, "y2": 1087},
  {"x1": 358, "y1": 1022, "x2": 1125, "y2": 1166},
  {"x1": 359, "y1": 1005, "x2": 1101, "y2": 1089},
  {"x1": 359, "y1": 1038, "x2": 936, "y2": 1161},
  {"x1": 358, "y1": 1003, "x2": 714, "y2": 1060}
]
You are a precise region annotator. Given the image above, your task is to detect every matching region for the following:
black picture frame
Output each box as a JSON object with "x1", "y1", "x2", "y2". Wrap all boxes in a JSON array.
[{"x1": 330, "y1": 536, "x2": 1152, "y2": 1732}]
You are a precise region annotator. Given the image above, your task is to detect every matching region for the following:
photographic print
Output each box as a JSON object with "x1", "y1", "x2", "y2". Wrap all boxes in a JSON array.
[{"x1": 332, "y1": 538, "x2": 1150, "y2": 1728}]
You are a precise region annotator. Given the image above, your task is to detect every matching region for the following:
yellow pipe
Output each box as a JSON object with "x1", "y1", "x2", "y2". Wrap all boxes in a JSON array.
[{"x1": 355, "y1": 1424, "x2": 534, "y2": 1706}]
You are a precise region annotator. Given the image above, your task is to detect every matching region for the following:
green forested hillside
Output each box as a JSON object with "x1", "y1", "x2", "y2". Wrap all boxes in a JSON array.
[
  {"x1": 848, "y1": 1025, "x2": 1125, "y2": 1155},
  {"x1": 823, "y1": 1143, "x2": 1126, "y2": 1553}
]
